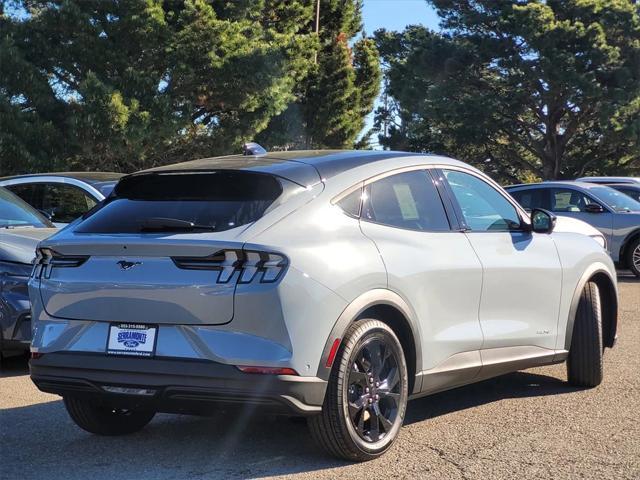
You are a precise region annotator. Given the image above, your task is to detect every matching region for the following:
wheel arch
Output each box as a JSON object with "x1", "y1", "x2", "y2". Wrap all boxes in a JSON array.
[
  {"x1": 317, "y1": 289, "x2": 422, "y2": 395},
  {"x1": 565, "y1": 265, "x2": 618, "y2": 351}
]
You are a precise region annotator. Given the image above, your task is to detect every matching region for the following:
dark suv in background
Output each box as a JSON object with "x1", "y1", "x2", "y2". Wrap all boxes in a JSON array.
[{"x1": 0, "y1": 187, "x2": 56, "y2": 365}]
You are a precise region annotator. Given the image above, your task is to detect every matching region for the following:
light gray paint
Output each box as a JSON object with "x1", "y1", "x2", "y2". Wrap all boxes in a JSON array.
[{"x1": 30, "y1": 152, "x2": 617, "y2": 399}]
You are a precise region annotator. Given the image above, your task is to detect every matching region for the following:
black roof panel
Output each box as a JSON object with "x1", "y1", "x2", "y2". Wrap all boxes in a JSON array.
[{"x1": 142, "y1": 150, "x2": 422, "y2": 186}]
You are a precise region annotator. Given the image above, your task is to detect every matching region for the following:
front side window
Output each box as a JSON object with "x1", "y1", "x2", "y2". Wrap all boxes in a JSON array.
[
  {"x1": 443, "y1": 170, "x2": 521, "y2": 231},
  {"x1": 550, "y1": 188, "x2": 600, "y2": 213},
  {"x1": 362, "y1": 170, "x2": 450, "y2": 231}
]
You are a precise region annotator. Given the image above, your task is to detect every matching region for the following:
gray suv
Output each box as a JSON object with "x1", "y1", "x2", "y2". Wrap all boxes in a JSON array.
[
  {"x1": 30, "y1": 151, "x2": 617, "y2": 460},
  {"x1": 507, "y1": 181, "x2": 640, "y2": 277}
]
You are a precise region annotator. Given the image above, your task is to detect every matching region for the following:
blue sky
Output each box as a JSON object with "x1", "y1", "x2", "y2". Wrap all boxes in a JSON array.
[
  {"x1": 360, "y1": 1, "x2": 440, "y2": 144},
  {"x1": 362, "y1": 0, "x2": 439, "y2": 33}
]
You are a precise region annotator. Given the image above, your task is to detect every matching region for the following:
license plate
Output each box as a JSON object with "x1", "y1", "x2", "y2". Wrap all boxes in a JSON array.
[{"x1": 107, "y1": 323, "x2": 157, "y2": 357}]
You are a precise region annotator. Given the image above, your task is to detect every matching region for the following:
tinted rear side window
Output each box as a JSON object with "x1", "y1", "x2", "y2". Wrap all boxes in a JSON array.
[
  {"x1": 336, "y1": 187, "x2": 363, "y2": 217},
  {"x1": 76, "y1": 172, "x2": 282, "y2": 233},
  {"x1": 362, "y1": 170, "x2": 450, "y2": 231}
]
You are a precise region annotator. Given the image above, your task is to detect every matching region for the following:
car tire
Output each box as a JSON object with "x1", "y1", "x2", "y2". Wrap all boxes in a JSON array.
[
  {"x1": 308, "y1": 319, "x2": 408, "y2": 461},
  {"x1": 63, "y1": 396, "x2": 155, "y2": 435},
  {"x1": 626, "y1": 237, "x2": 640, "y2": 278},
  {"x1": 567, "y1": 281, "x2": 603, "y2": 388}
]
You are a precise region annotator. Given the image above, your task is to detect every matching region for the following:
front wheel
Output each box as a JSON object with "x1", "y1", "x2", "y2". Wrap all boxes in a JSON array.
[
  {"x1": 626, "y1": 237, "x2": 640, "y2": 278},
  {"x1": 567, "y1": 281, "x2": 603, "y2": 388},
  {"x1": 309, "y1": 319, "x2": 408, "y2": 461},
  {"x1": 64, "y1": 396, "x2": 155, "y2": 435}
]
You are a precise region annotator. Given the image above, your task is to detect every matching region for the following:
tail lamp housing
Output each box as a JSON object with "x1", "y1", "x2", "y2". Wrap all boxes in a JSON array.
[
  {"x1": 171, "y1": 249, "x2": 287, "y2": 284},
  {"x1": 32, "y1": 248, "x2": 89, "y2": 279},
  {"x1": 31, "y1": 247, "x2": 287, "y2": 285}
]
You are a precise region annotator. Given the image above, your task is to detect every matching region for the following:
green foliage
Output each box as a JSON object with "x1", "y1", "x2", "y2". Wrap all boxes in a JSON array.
[
  {"x1": 375, "y1": 0, "x2": 640, "y2": 181},
  {"x1": 257, "y1": 1, "x2": 381, "y2": 150},
  {"x1": 0, "y1": 0, "x2": 317, "y2": 174}
]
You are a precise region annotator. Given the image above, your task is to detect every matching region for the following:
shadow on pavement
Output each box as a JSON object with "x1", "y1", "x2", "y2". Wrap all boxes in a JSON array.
[
  {"x1": 405, "y1": 370, "x2": 577, "y2": 425},
  {"x1": 1, "y1": 355, "x2": 579, "y2": 479},
  {"x1": 0, "y1": 353, "x2": 29, "y2": 378},
  {"x1": 617, "y1": 270, "x2": 639, "y2": 283}
]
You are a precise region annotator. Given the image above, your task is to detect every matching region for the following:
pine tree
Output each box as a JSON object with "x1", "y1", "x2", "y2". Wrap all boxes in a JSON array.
[
  {"x1": 257, "y1": 0, "x2": 381, "y2": 150},
  {"x1": 375, "y1": 1, "x2": 640, "y2": 181},
  {"x1": 0, "y1": 0, "x2": 316, "y2": 174}
]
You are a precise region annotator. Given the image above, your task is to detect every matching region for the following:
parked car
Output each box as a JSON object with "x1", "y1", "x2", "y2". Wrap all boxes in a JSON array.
[
  {"x1": 506, "y1": 182, "x2": 640, "y2": 277},
  {"x1": 0, "y1": 172, "x2": 124, "y2": 226},
  {"x1": 577, "y1": 176, "x2": 640, "y2": 185},
  {"x1": 29, "y1": 151, "x2": 617, "y2": 461},
  {"x1": 0, "y1": 187, "x2": 56, "y2": 366}
]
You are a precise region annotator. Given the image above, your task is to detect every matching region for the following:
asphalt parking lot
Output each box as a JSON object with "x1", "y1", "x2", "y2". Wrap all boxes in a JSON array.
[{"x1": 1, "y1": 274, "x2": 638, "y2": 480}]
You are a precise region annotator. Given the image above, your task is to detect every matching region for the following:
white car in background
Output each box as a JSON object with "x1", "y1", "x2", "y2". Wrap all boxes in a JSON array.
[{"x1": 549, "y1": 216, "x2": 607, "y2": 249}]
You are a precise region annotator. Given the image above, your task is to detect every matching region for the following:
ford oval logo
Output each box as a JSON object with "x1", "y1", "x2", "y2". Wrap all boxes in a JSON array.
[{"x1": 117, "y1": 260, "x2": 142, "y2": 271}]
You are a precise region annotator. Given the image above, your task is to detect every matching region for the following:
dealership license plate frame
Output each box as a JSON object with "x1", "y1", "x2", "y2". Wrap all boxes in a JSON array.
[{"x1": 107, "y1": 323, "x2": 158, "y2": 357}]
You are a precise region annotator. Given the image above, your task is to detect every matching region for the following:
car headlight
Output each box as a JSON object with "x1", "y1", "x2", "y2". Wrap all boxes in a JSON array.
[
  {"x1": 0, "y1": 260, "x2": 33, "y2": 277},
  {"x1": 589, "y1": 234, "x2": 607, "y2": 250}
]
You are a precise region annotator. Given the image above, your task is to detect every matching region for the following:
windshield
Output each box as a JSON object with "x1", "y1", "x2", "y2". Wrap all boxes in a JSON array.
[
  {"x1": 589, "y1": 186, "x2": 640, "y2": 213},
  {"x1": 0, "y1": 187, "x2": 52, "y2": 228},
  {"x1": 76, "y1": 171, "x2": 283, "y2": 234}
]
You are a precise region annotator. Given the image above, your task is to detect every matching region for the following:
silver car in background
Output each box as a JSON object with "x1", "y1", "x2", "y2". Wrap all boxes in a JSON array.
[
  {"x1": 577, "y1": 176, "x2": 640, "y2": 185},
  {"x1": 506, "y1": 182, "x2": 640, "y2": 277},
  {"x1": 29, "y1": 151, "x2": 617, "y2": 460}
]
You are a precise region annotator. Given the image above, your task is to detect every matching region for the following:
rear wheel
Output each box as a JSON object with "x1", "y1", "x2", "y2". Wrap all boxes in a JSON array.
[
  {"x1": 567, "y1": 281, "x2": 603, "y2": 387},
  {"x1": 626, "y1": 237, "x2": 640, "y2": 278},
  {"x1": 309, "y1": 319, "x2": 408, "y2": 461},
  {"x1": 63, "y1": 396, "x2": 155, "y2": 435}
]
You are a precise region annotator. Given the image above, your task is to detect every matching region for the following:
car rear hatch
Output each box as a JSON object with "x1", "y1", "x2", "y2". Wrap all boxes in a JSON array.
[{"x1": 33, "y1": 170, "x2": 291, "y2": 325}]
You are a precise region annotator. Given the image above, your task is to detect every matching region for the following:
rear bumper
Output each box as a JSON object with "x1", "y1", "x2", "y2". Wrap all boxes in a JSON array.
[{"x1": 30, "y1": 353, "x2": 327, "y2": 416}]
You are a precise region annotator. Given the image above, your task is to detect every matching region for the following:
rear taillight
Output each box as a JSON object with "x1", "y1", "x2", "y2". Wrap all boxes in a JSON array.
[
  {"x1": 32, "y1": 248, "x2": 89, "y2": 279},
  {"x1": 172, "y1": 249, "x2": 287, "y2": 284}
]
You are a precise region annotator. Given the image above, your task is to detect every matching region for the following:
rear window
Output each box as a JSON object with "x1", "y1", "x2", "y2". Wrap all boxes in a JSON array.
[{"x1": 76, "y1": 171, "x2": 283, "y2": 233}]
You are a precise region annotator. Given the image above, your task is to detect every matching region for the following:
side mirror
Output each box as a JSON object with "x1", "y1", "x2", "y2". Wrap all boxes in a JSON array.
[
  {"x1": 531, "y1": 208, "x2": 556, "y2": 234},
  {"x1": 585, "y1": 203, "x2": 604, "y2": 213}
]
